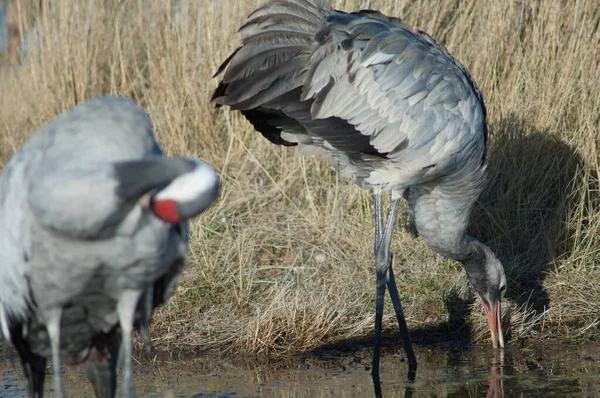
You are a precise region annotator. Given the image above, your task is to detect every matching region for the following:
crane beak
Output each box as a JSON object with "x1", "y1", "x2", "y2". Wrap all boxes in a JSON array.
[
  {"x1": 138, "y1": 191, "x2": 156, "y2": 209},
  {"x1": 482, "y1": 299, "x2": 504, "y2": 349}
]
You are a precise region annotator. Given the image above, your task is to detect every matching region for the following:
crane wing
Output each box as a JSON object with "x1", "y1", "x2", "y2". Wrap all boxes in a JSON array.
[
  {"x1": 302, "y1": 10, "x2": 487, "y2": 174},
  {"x1": 212, "y1": 2, "x2": 488, "y2": 189}
]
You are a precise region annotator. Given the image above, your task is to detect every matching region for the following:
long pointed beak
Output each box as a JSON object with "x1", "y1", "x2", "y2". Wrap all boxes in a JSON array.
[{"x1": 482, "y1": 300, "x2": 504, "y2": 349}]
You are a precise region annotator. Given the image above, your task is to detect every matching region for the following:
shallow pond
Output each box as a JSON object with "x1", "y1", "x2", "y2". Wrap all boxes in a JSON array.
[{"x1": 2, "y1": 343, "x2": 599, "y2": 397}]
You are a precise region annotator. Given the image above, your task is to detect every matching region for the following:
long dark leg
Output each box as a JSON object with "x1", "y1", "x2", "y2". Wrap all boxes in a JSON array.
[
  {"x1": 21, "y1": 355, "x2": 47, "y2": 398},
  {"x1": 386, "y1": 266, "x2": 417, "y2": 379},
  {"x1": 84, "y1": 332, "x2": 120, "y2": 398},
  {"x1": 372, "y1": 264, "x2": 387, "y2": 377},
  {"x1": 374, "y1": 191, "x2": 384, "y2": 255},
  {"x1": 18, "y1": 351, "x2": 47, "y2": 398},
  {"x1": 372, "y1": 192, "x2": 385, "y2": 378},
  {"x1": 12, "y1": 325, "x2": 47, "y2": 398},
  {"x1": 372, "y1": 197, "x2": 402, "y2": 376},
  {"x1": 138, "y1": 286, "x2": 154, "y2": 355},
  {"x1": 372, "y1": 193, "x2": 417, "y2": 377}
]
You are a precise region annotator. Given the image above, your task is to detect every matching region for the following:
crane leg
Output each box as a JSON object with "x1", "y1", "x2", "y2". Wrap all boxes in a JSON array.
[
  {"x1": 372, "y1": 196, "x2": 402, "y2": 375},
  {"x1": 117, "y1": 289, "x2": 141, "y2": 398},
  {"x1": 9, "y1": 319, "x2": 46, "y2": 397},
  {"x1": 386, "y1": 266, "x2": 417, "y2": 378},
  {"x1": 371, "y1": 193, "x2": 417, "y2": 378},
  {"x1": 45, "y1": 308, "x2": 64, "y2": 398},
  {"x1": 372, "y1": 256, "x2": 387, "y2": 377},
  {"x1": 21, "y1": 354, "x2": 47, "y2": 398},
  {"x1": 12, "y1": 327, "x2": 47, "y2": 398},
  {"x1": 372, "y1": 191, "x2": 385, "y2": 377},
  {"x1": 84, "y1": 333, "x2": 120, "y2": 398},
  {"x1": 138, "y1": 286, "x2": 154, "y2": 355},
  {"x1": 374, "y1": 191, "x2": 383, "y2": 254}
]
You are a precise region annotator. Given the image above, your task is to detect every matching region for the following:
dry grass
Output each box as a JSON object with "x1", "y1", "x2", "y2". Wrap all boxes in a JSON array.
[{"x1": 0, "y1": 0, "x2": 599, "y2": 356}]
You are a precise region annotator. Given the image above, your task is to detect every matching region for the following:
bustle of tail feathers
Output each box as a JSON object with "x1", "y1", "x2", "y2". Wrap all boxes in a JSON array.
[
  {"x1": 212, "y1": 0, "x2": 332, "y2": 146},
  {"x1": 211, "y1": 0, "x2": 332, "y2": 105}
]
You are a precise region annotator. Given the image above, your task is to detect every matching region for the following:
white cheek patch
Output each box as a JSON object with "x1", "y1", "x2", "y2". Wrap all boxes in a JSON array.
[{"x1": 155, "y1": 161, "x2": 219, "y2": 203}]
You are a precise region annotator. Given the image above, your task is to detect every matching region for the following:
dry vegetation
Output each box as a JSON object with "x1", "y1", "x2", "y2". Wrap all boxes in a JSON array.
[{"x1": 0, "y1": 0, "x2": 599, "y2": 357}]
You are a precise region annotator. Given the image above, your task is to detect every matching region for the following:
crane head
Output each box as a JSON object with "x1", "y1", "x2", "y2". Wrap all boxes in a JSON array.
[
  {"x1": 149, "y1": 160, "x2": 220, "y2": 224},
  {"x1": 461, "y1": 240, "x2": 506, "y2": 349}
]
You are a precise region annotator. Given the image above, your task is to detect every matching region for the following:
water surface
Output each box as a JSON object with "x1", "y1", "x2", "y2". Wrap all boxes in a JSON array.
[{"x1": 2, "y1": 343, "x2": 599, "y2": 397}]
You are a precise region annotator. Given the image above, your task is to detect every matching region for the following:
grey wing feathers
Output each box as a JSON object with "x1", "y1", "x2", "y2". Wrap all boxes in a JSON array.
[
  {"x1": 213, "y1": 0, "x2": 331, "y2": 107},
  {"x1": 213, "y1": 2, "x2": 487, "y2": 189},
  {"x1": 211, "y1": 0, "x2": 379, "y2": 156},
  {"x1": 306, "y1": 11, "x2": 487, "y2": 161},
  {"x1": 212, "y1": 0, "x2": 330, "y2": 146}
]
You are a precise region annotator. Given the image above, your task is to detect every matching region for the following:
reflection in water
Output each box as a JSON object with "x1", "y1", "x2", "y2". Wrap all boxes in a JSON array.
[
  {"x1": 1, "y1": 343, "x2": 599, "y2": 397},
  {"x1": 487, "y1": 350, "x2": 504, "y2": 398},
  {"x1": 372, "y1": 363, "x2": 416, "y2": 398}
]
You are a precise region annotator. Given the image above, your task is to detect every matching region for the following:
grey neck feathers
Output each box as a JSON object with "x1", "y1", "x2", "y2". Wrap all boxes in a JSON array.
[{"x1": 407, "y1": 168, "x2": 486, "y2": 262}]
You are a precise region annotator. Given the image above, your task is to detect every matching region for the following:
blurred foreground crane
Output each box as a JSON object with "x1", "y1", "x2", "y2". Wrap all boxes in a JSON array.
[
  {"x1": 0, "y1": 96, "x2": 220, "y2": 397},
  {"x1": 212, "y1": 0, "x2": 506, "y2": 377}
]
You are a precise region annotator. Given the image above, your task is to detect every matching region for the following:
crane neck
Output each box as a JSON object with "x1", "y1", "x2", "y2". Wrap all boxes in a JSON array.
[{"x1": 406, "y1": 169, "x2": 486, "y2": 263}]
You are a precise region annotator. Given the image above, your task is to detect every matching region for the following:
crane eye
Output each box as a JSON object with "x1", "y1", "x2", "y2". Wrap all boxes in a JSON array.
[{"x1": 499, "y1": 284, "x2": 507, "y2": 297}]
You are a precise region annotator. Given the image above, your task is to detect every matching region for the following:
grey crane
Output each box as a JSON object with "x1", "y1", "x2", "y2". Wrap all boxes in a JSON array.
[
  {"x1": 0, "y1": 96, "x2": 220, "y2": 397},
  {"x1": 212, "y1": 0, "x2": 506, "y2": 377}
]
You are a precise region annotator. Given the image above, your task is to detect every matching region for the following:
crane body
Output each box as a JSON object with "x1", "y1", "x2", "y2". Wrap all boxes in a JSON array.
[
  {"x1": 0, "y1": 96, "x2": 220, "y2": 397},
  {"x1": 213, "y1": 0, "x2": 506, "y2": 376}
]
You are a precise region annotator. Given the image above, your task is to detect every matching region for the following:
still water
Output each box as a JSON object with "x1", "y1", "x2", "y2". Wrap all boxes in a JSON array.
[{"x1": 1, "y1": 343, "x2": 599, "y2": 397}]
